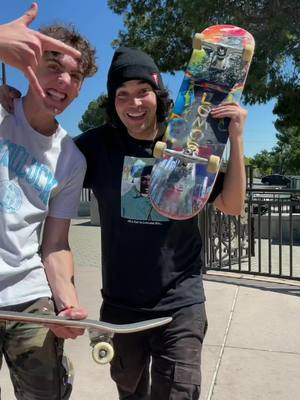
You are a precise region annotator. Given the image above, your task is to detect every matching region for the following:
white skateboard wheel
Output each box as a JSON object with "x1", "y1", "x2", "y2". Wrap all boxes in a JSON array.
[
  {"x1": 243, "y1": 45, "x2": 254, "y2": 62},
  {"x1": 92, "y1": 341, "x2": 114, "y2": 365},
  {"x1": 193, "y1": 33, "x2": 204, "y2": 50},
  {"x1": 207, "y1": 155, "x2": 220, "y2": 174},
  {"x1": 153, "y1": 141, "x2": 167, "y2": 159}
]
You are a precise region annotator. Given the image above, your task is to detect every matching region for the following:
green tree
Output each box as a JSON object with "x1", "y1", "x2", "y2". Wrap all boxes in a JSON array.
[
  {"x1": 108, "y1": 0, "x2": 299, "y2": 126},
  {"x1": 78, "y1": 94, "x2": 108, "y2": 132},
  {"x1": 244, "y1": 156, "x2": 254, "y2": 166},
  {"x1": 273, "y1": 126, "x2": 300, "y2": 174},
  {"x1": 252, "y1": 150, "x2": 274, "y2": 176},
  {"x1": 273, "y1": 86, "x2": 300, "y2": 133},
  {"x1": 250, "y1": 125, "x2": 300, "y2": 175}
]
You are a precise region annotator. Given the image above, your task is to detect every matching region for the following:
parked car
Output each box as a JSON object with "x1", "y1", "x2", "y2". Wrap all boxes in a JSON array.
[
  {"x1": 261, "y1": 174, "x2": 290, "y2": 186},
  {"x1": 252, "y1": 204, "x2": 268, "y2": 215}
]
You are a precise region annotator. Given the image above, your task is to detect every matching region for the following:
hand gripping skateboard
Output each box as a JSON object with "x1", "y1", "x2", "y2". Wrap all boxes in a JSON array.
[
  {"x1": 150, "y1": 25, "x2": 255, "y2": 219},
  {"x1": 0, "y1": 310, "x2": 172, "y2": 364}
]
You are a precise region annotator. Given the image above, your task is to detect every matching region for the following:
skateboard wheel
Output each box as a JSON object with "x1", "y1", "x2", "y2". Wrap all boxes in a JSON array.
[
  {"x1": 193, "y1": 33, "x2": 204, "y2": 50},
  {"x1": 207, "y1": 155, "x2": 220, "y2": 174},
  {"x1": 92, "y1": 341, "x2": 114, "y2": 365},
  {"x1": 243, "y1": 45, "x2": 254, "y2": 62},
  {"x1": 153, "y1": 141, "x2": 167, "y2": 159}
]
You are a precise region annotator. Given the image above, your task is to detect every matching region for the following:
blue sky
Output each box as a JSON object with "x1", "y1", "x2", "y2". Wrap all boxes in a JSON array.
[{"x1": 1, "y1": 0, "x2": 278, "y2": 157}]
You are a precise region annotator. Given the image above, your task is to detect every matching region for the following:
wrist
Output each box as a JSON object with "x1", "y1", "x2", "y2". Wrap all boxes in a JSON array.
[
  {"x1": 229, "y1": 134, "x2": 243, "y2": 144},
  {"x1": 229, "y1": 136, "x2": 244, "y2": 153},
  {"x1": 57, "y1": 305, "x2": 75, "y2": 313}
]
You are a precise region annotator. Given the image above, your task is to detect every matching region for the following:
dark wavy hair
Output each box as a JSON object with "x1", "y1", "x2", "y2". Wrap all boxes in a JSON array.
[{"x1": 105, "y1": 84, "x2": 172, "y2": 129}]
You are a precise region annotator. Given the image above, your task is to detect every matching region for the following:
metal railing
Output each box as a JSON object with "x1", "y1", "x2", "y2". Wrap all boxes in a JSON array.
[
  {"x1": 202, "y1": 188, "x2": 300, "y2": 281},
  {"x1": 1, "y1": 63, "x2": 6, "y2": 85},
  {"x1": 80, "y1": 188, "x2": 91, "y2": 202}
]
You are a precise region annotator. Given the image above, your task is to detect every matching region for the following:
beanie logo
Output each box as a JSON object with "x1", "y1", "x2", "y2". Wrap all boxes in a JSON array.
[{"x1": 151, "y1": 73, "x2": 159, "y2": 87}]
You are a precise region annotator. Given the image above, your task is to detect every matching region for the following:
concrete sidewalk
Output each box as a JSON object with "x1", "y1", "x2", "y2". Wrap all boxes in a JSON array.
[{"x1": 2, "y1": 218, "x2": 300, "y2": 399}]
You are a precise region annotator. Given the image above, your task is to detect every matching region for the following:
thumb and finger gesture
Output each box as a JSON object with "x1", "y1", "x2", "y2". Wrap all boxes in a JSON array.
[{"x1": 0, "y1": 3, "x2": 81, "y2": 98}]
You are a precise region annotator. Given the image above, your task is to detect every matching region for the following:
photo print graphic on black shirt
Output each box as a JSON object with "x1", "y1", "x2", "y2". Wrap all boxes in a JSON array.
[{"x1": 121, "y1": 156, "x2": 169, "y2": 224}]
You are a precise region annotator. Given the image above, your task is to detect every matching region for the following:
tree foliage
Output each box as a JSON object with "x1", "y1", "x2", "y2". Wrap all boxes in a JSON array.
[
  {"x1": 251, "y1": 126, "x2": 300, "y2": 175},
  {"x1": 108, "y1": 0, "x2": 300, "y2": 127},
  {"x1": 273, "y1": 126, "x2": 300, "y2": 174},
  {"x1": 252, "y1": 150, "x2": 274, "y2": 176},
  {"x1": 78, "y1": 94, "x2": 108, "y2": 132}
]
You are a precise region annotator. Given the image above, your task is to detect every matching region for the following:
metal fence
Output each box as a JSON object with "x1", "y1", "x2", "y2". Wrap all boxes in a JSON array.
[
  {"x1": 202, "y1": 187, "x2": 300, "y2": 281},
  {"x1": 80, "y1": 188, "x2": 92, "y2": 202}
]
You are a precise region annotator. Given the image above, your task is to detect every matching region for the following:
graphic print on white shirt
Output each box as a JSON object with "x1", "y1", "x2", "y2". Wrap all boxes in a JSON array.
[{"x1": 0, "y1": 138, "x2": 58, "y2": 211}]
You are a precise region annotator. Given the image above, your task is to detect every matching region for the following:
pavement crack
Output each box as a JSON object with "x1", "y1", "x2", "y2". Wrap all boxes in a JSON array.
[{"x1": 205, "y1": 285, "x2": 240, "y2": 400}]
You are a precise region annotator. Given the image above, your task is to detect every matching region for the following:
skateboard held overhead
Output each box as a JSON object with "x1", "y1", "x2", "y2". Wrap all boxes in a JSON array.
[
  {"x1": 0, "y1": 310, "x2": 172, "y2": 365},
  {"x1": 150, "y1": 25, "x2": 255, "y2": 220}
]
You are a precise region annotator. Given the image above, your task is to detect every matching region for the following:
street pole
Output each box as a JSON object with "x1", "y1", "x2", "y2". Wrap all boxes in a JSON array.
[{"x1": 1, "y1": 63, "x2": 6, "y2": 85}]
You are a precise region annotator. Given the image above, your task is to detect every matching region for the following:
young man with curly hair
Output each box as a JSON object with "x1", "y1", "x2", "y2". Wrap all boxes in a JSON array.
[{"x1": 0, "y1": 3, "x2": 97, "y2": 399}]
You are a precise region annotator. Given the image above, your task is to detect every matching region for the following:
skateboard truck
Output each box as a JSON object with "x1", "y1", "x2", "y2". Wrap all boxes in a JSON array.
[
  {"x1": 193, "y1": 32, "x2": 254, "y2": 63},
  {"x1": 153, "y1": 141, "x2": 220, "y2": 174}
]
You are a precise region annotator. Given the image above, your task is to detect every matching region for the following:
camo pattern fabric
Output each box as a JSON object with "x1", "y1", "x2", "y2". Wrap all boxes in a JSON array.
[{"x1": 0, "y1": 297, "x2": 72, "y2": 400}]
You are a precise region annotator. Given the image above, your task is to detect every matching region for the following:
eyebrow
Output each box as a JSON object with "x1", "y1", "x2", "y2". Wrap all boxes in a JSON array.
[{"x1": 44, "y1": 55, "x2": 84, "y2": 76}]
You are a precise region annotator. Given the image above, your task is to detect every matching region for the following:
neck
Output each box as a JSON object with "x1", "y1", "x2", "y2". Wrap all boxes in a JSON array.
[
  {"x1": 23, "y1": 94, "x2": 58, "y2": 136},
  {"x1": 127, "y1": 122, "x2": 161, "y2": 141},
  {"x1": 127, "y1": 129, "x2": 158, "y2": 141}
]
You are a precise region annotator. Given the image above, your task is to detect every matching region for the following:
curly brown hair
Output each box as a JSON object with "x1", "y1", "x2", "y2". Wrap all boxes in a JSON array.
[{"x1": 40, "y1": 24, "x2": 98, "y2": 79}]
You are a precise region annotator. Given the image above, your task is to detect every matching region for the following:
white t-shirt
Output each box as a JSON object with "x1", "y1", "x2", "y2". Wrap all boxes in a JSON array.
[{"x1": 0, "y1": 98, "x2": 86, "y2": 306}]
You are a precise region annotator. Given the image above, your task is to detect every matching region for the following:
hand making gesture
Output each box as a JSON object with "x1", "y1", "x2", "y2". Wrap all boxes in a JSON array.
[{"x1": 0, "y1": 2, "x2": 81, "y2": 98}]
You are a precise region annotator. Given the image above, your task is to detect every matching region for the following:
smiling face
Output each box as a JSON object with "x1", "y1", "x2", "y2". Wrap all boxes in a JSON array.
[
  {"x1": 29, "y1": 51, "x2": 84, "y2": 117},
  {"x1": 115, "y1": 80, "x2": 158, "y2": 140}
]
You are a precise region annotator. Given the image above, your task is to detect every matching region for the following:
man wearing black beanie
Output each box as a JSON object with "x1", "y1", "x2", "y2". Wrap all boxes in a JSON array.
[
  {"x1": 76, "y1": 46, "x2": 247, "y2": 399},
  {"x1": 107, "y1": 46, "x2": 165, "y2": 99}
]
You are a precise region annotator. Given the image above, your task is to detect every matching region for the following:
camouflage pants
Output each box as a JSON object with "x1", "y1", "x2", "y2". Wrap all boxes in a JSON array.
[{"x1": 0, "y1": 297, "x2": 72, "y2": 400}]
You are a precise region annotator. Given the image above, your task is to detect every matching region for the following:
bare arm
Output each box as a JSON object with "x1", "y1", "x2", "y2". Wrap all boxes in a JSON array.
[
  {"x1": 41, "y1": 216, "x2": 87, "y2": 338},
  {"x1": 211, "y1": 103, "x2": 247, "y2": 216}
]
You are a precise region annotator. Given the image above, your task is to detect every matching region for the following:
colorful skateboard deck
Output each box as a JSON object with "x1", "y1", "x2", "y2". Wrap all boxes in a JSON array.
[
  {"x1": 149, "y1": 25, "x2": 255, "y2": 219},
  {"x1": 0, "y1": 310, "x2": 172, "y2": 364}
]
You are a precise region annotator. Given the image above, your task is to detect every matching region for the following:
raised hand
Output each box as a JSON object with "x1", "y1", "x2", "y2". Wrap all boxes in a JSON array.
[
  {"x1": 210, "y1": 102, "x2": 248, "y2": 141},
  {"x1": 0, "y1": 3, "x2": 81, "y2": 98}
]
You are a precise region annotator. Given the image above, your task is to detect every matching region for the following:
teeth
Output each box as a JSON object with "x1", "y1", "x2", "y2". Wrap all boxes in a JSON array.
[
  {"x1": 47, "y1": 89, "x2": 66, "y2": 100},
  {"x1": 127, "y1": 112, "x2": 145, "y2": 118}
]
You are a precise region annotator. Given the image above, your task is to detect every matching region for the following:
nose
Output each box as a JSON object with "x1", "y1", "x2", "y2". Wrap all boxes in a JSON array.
[
  {"x1": 131, "y1": 96, "x2": 142, "y2": 106},
  {"x1": 57, "y1": 72, "x2": 71, "y2": 87}
]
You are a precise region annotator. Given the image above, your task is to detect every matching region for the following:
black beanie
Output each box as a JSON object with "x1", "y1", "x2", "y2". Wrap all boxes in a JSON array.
[{"x1": 107, "y1": 46, "x2": 165, "y2": 101}]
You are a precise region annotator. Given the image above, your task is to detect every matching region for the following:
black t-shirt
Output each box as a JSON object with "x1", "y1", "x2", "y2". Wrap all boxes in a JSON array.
[{"x1": 75, "y1": 124, "x2": 224, "y2": 312}]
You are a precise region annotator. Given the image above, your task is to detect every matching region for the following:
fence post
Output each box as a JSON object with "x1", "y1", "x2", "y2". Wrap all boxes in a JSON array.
[
  {"x1": 1, "y1": 63, "x2": 6, "y2": 85},
  {"x1": 198, "y1": 208, "x2": 207, "y2": 273}
]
